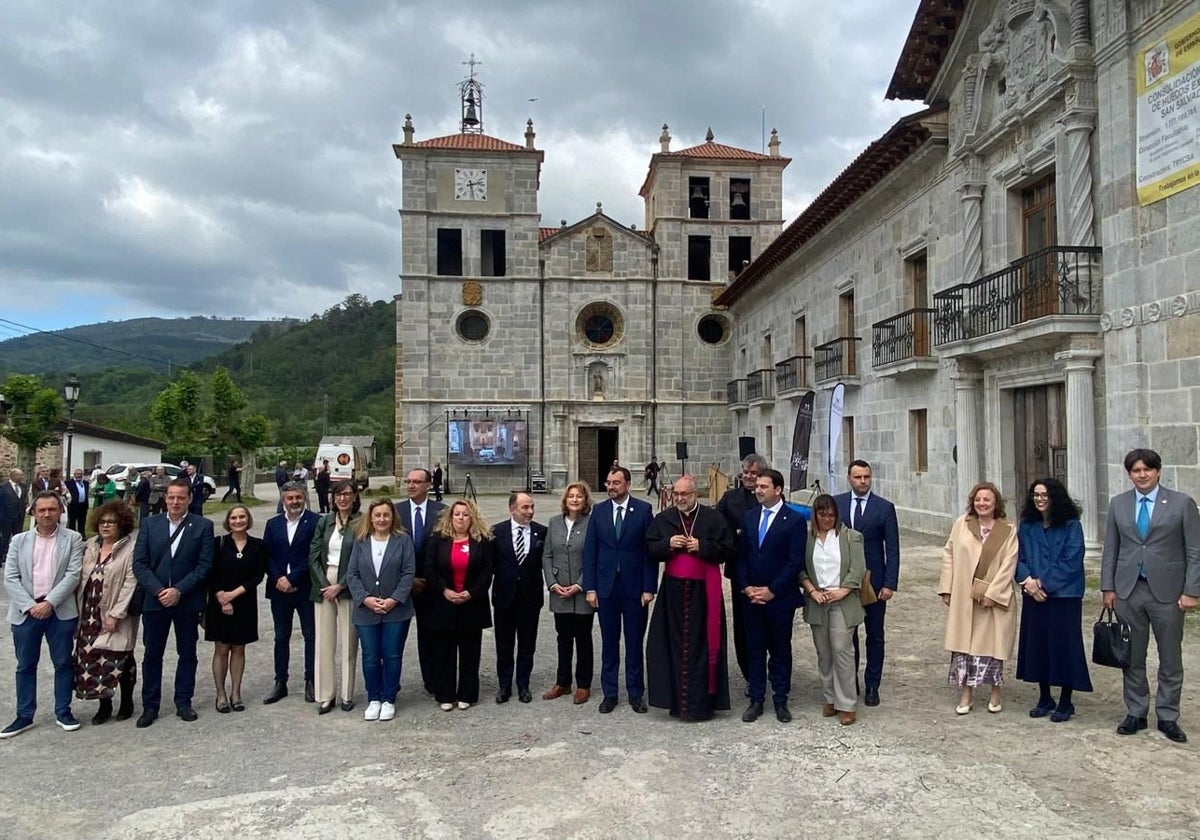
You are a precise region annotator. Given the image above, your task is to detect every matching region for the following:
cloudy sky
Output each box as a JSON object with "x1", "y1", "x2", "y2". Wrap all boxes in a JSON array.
[{"x1": 1, "y1": 0, "x2": 923, "y2": 336}]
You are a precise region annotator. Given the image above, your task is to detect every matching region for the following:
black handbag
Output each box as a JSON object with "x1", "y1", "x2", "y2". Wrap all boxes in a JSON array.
[{"x1": 1091, "y1": 606, "x2": 1132, "y2": 669}]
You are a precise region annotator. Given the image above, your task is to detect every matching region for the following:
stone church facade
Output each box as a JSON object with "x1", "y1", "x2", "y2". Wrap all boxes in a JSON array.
[
  {"x1": 393, "y1": 116, "x2": 788, "y2": 492},
  {"x1": 717, "y1": 0, "x2": 1200, "y2": 550}
]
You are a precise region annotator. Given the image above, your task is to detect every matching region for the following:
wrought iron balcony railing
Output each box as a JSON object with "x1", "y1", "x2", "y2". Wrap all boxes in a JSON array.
[
  {"x1": 774, "y1": 355, "x2": 811, "y2": 392},
  {"x1": 746, "y1": 369, "x2": 774, "y2": 402},
  {"x1": 814, "y1": 337, "x2": 861, "y2": 382},
  {"x1": 872, "y1": 308, "x2": 935, "y2": 366},
  {"x1": 932, "y1": 246, "x2": 1102, "y2": 345},
  {"x1": 726, "y1": 379, "x2": 747, "y2": 407}
]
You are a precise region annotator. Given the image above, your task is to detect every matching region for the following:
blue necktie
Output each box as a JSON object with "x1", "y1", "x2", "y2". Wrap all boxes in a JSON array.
[
  {"x1": 413, "y1": 506, "x2": 424, "y2": 548},
  {"x1": 1137, "y1": 496, "x2": 1150, "y2": 539},
  {"x1": 854, "y1": 497, "x2": 864, "y2": 529},
  {"x1": 758, "y1": 509, "x2": 773, "y2": 547},
  {"x1": 614, "y1": 505, "x2": 624, "y2": 539}
]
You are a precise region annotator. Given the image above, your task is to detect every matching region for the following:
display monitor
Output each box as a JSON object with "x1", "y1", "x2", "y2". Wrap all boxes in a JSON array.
[{"x1": 447, "y1": 419, "x2": 527, "y2": 466}]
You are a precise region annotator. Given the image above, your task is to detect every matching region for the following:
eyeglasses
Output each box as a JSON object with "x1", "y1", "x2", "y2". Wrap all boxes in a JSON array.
[
  {"x1": 334, "y1": 491, "x2": 355, "y2": 498},
  {"x1": 1031, "y1": 493, "x2": 1049, "y2": 499},
  {"x1": 98, "y1": 519, "x2": 118, "y2": 526}
]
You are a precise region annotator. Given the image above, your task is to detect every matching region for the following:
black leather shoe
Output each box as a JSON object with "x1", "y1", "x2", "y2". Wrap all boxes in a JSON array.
[
  {"x1": 742, "y1": 701, "x2": 764, "y2": 722},
  {"x1": 135, "y1": 709, "x2": 157, "y2": 729},
  {"x1": 517, "y1": 688, "x2": 533, "y2": 704},
  {"x1": 495, "y1": 689, "x2": 511, "y2": 704},
  {"x1": 1158, "y1": 720, "x2": 1188, "y2": 743},
  {"x1": 598, "y1": 696, "x2": 618, "y2": 714},
  {"x1": 318, "y1": 701, "x2": 335, "y2": 715},
  {"x1": 774, "y1": 702, "x2": 792, "y2": 723},
  {"x1": 176, "y1": 706, "x2": 198, "y2": 722},
  {"x1": 864, "y1": 687, "x2": 880, "y2": 707},
  {"x1": 1116, "y1": 715, "x2": 1148, "y2": 735},
  {"x1": 304, "y1": 680, "x2": 315, "y2": 703},
  {"x1": 263, "y1": 682, "x2": 288, "y2": 704},
  {"x1": 629, "y1": 696, "x2": 648, "y2": 714},
  {"x1": 340, "y1": 700, "x2": 355, "y2": 712}
]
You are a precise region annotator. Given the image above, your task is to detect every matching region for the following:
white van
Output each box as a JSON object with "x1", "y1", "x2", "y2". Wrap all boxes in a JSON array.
[{"x1": 314, "y1": 443, "x2": 369, "y2": 490}]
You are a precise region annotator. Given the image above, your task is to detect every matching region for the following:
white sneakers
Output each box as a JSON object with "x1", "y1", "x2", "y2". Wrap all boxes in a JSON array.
[
  {"x1": 440, "y1": 702, "x2": 454, "y2": 712},
  {"x1": 365, "y1": 700, "x2": 396, "y2": 721}
]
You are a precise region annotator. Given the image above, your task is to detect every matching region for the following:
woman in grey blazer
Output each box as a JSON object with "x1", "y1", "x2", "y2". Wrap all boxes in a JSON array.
[
  {"x1": 799, "y1": 494, "x2": 866, "y2": 726},
  {"x1": 541, "y1": 482, "x2": 596, "y2": 704},
  {"x1": 345, "y1": 498, "x2": 415, "y2": 723}
]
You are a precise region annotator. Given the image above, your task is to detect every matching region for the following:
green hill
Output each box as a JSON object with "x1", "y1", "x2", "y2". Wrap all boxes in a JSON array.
[
  {"x1": 43, "y1": 297, "x2": 395, "y2": 454},
  {"x1": 0, "y1": 316, "x2": 281, "y2": 378}
]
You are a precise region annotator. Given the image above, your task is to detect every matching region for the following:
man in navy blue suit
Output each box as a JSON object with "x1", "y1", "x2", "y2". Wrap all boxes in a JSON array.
[
  {"x1": 835, "y1": 460, "x2": 900, "y2": 706},
  {"x1": 491, "y1": 492, "x2": 548, "y2": 704},
  {"x1": 396, "y1": 467, "x2": 446, "y2": 694},
  {"x1": 262, "y1": 482, "x2": 320, "y2": 704},
  {"x1": 583, "y1": 466, "x2": 657, "y2": 714},
  {"x1": 737, "y1": 468, "x2": 806, "y2": 723},
  {"x1": 132, "y1": 479, "x2": 214, "y2": 727}
]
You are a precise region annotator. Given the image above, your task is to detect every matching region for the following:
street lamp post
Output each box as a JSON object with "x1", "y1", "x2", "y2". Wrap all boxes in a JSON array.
[{"x1": 63, "y1": 373, "x2": 81, "y2": 475}]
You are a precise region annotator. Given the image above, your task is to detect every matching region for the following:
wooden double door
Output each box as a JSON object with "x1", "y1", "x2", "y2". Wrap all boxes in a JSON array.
[{"x1": 1013, "y1": 383, "x2": 1066, "y2": 496}]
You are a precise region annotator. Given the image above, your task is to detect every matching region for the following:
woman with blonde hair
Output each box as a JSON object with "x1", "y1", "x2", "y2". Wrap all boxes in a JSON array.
[
  {"x1": 345, "y1": 498, "x2": 415, "y2": 723},
  {"x1": 424, "y1": 499, "x2": 494, "y2": 711},
  {"x1": 939, "y1": 481, "x2": 1019, "y2": 715},
  {"x1": 73, "y1": 500, "x2": 140, "y2": 724},
  {"x1": 541, "y1": 482, "x2": 596, "y2": 704}
]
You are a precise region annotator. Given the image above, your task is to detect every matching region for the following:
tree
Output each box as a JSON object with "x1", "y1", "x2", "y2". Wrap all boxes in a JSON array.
[
  {"x1": 150, "y1": 370, "x2": 203, "y2": 443},
  {"x1": 0, "y1": 374, "x2": 63, "y2": 473}
]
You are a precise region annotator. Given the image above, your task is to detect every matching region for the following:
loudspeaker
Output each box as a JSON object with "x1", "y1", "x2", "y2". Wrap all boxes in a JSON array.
[
  {"x1": 738, "y1": 436, "x2": 756, "y2": 460},
  {"x1": 675, "y1": 441, "x2": 689, "y2": 461}
]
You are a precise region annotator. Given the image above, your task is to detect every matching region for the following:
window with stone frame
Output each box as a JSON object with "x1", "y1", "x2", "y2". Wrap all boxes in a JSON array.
[{"x1": 437, "y1": 229, "x2": 463, "y2": 276}]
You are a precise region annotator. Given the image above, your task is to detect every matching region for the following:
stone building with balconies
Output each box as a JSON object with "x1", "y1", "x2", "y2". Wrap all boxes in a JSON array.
[{"x1": 716, "y1": 0, "x2": 1200, "y2": 551}]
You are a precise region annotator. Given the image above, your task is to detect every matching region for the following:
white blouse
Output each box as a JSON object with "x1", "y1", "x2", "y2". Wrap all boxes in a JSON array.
[
  {"x1": 370, "y1": 536, "x2": 388, "y2": 576},
  {"x1": 326, "y1": 525, "x2": 344, "y2": 569},
  {"x1": 812, "y1": 531, "x2": 843, "y2": 590}
]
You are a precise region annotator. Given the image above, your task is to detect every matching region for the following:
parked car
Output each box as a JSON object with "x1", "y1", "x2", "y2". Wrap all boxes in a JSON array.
[{"x1": 104, "y1": 462, "x2": 217, "y2": 500}]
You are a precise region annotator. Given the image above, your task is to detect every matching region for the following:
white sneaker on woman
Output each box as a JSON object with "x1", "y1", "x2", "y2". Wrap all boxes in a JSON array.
[
  {"x1": 364, "y1": 701, "x2": 382, "y2": 721},
  {"x1": 380, "y1": 701, "x2": 396, "y2": 721},
  {"x1": 457, "y1": 701, "x2": 470, "y2": 710},
  {"x1": 439, "y1": 702, "x2": 454, "y2": 712}
]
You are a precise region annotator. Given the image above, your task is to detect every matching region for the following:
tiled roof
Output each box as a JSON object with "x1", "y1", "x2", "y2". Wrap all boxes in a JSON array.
[
  {"x1": 715, "y1": 109, "x2": 946, "y2": 307},
  {"x1": 662, "y1": 141, "x2": 782, "y2": 161},
  {"x1": 886, "y1": 0, "x2": 968, "y2": 101},
  {"x1": 404, "y1": 133, "x2": 529, "y2": 152},
  {"x1": 539, "y1": 227, "x2": 560, "y2": 242}
]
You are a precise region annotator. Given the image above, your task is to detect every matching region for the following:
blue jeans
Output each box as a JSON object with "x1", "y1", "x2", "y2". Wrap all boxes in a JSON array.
[
  {"x1": 12, "y1": 613, "x2": 78, "y2": 722},
  {"x1": 357, "y1": 620, "x2": 409, "y2": 703}
]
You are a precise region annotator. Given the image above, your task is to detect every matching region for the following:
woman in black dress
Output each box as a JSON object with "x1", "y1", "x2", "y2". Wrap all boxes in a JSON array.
[{"x1": 206, "y1": 504, "x2": 265, "y2": 712}]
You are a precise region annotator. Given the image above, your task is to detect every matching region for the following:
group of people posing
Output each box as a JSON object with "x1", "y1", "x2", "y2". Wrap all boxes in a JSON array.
[{"x1": 2, "y1": 447, "x2": 1196, "y2": 743}]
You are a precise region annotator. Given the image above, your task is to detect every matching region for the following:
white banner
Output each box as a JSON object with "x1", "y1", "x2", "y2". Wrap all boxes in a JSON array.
[
  {"x1": 827, "y1": 383, "x2": 845, "y2": 495},
  {"x1": 1136, "y1": 10, "x2": 1200, "y2": 205}
]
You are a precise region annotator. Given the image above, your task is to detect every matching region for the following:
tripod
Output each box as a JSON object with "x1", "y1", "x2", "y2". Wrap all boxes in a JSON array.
[{"x1": 462, "y1": 472, "x2": 478, "y2": 504}]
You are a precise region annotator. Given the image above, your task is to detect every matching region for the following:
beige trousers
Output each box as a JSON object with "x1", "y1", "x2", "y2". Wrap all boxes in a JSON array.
[
  {"x1": 810, "y1": 602, "x2": 858, "y2": 712},
  {"x1": 314, "y1": 595, "x2": 358, "y2": 704}
]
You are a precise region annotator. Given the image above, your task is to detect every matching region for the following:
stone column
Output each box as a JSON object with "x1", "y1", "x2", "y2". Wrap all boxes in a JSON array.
[
  {"x1": 952, "y1": 363, "x2": 984, "y2": 502},
  {"x1": 1055, "y1": 346, "x2": 1103, "y2": 557},
  {"x1": 1059, "y1": 111, "x2": 1096, "y2": 248},
  {"x1": 958, "y1": 157, "x2": 985, "y2": 282}
]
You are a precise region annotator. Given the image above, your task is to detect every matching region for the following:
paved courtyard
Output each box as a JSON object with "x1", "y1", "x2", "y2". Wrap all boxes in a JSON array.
[{"x1": 1, "y1": 487, "x2": 1197, "y2": 839}]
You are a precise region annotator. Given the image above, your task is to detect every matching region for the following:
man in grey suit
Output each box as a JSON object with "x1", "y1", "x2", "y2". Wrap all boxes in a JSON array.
[
  {"x1": 1, "y1": 491, "x2": 84, "y2": 738},
  {"x1": 1101, "y1": 448, "x2": 1200, "y2": 743}
]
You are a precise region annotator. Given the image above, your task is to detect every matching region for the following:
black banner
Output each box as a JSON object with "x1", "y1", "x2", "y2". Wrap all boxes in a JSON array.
[{"x1": 788, "y1": 390, "x2": 816, "y2": 494}]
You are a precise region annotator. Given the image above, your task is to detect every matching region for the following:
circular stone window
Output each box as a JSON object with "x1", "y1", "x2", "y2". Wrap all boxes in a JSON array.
[
  {"x1": 575, "y1": 302, "x2": 624, "y2": 348},
  {"x1": 697, "y1": 314, "x2": 730, "y2": 345},
  {"x1": 455, "y1": 309, "x2": 490, "y2": 342}
]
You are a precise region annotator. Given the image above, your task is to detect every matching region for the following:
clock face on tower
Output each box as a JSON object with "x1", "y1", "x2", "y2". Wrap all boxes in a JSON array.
[{"x1": 454, "y1": 168, "x2": 488, "y2": 201}]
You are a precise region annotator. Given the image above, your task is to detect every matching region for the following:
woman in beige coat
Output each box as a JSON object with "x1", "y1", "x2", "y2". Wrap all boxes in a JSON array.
[
  {"x1": 799, "y1": 494, "x2": 866, "y2": 726},
  {"x1": 72, "y1": 500, "x2": 140, "y2": 724},
  {"x1": 938, "y1": 481, "x2": 1019, "y2": 715}
]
